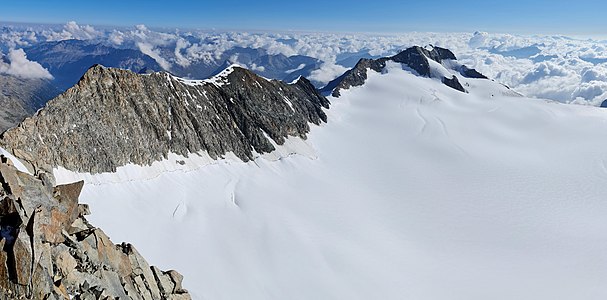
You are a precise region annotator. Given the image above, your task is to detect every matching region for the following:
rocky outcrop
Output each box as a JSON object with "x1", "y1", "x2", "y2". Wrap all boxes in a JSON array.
[
  {"x1": 459, "y1": 65, "x2": 488, "y2": 79},
  {"x1": 322, "y1": 46, "x2": 488, "y2": 97},
  {"x1": 0, "y1": 155, "x2": 190, "y2": 299},
  {"x1": 0, "y1": 64, "x2": 329, "y2": 174},
  {"x1": 441, "y1": 75, "x2": 466, "y2": 92},
  {"x1": 320, "y1": 58, "x2": 386, "y2": 97},
  {"x1": 390, "y1": 45, "x2": 456, "y2": 77}
]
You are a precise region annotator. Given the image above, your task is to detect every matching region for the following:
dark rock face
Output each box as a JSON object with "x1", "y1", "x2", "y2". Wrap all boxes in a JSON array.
[
  {"x1": 0, "y1": 155, "x2": 191, "y2": 299},
  {"x1": 459, "y1": 65, "x2": 488, "y2": 79},
  {"x1": 0, "y1": 65, "x2": 329, "y2": 174},
  {"x1": 323, "y1": 46, "x2": 488, "y2": 97},
  {"x1": 390, "y1": 46, "x2": 455, "y2": 77},
  {"x1": 601, "y1": 100, "x2": 607, "y2": 108},
  {"x1": 442, "y1": 75, "x2": 466, "y2": 93},
  {"x1": 321, "y1": 58, "x2": 386, "y2": 97},
  {"x1": 0, "y1": 75, "x2": 61, "y2": 133}
]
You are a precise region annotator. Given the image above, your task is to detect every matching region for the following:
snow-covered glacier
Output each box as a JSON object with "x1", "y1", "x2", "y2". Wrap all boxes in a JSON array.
[{"x1": 67, "y1": 62, "x2": 607, "y2": 299}]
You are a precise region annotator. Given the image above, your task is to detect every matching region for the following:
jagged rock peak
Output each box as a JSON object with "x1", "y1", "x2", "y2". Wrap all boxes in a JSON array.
[
  {"x1": 0, "y1": 155, "x2": 191, "y2": 299},
  {"x1": 323, "y1": 45, "x2": 488, "y2": 97},
  {"x1": 0, "y1": 64, "x2": 330, "y2": 174},
  {"x1": 389, "y1": 45, "x2": 456, "y2": 77}
]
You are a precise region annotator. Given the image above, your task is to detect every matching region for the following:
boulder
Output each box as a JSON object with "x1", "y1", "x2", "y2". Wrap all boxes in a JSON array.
[{"x1": 0, "y1": 160, "x2": 191, "y2": 299}]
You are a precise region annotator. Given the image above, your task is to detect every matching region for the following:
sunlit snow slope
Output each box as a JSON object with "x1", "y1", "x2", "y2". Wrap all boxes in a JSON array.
[{"x1": 70, "y1": 63, "x2": 607, "y2": 299}]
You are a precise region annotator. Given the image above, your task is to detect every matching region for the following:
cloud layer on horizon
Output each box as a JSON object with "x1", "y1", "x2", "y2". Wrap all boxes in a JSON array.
[
  {"x1": 3, "y1": 21, "x2": 607, "y2": 105},
  {"x1": 0, "y1": 48, "x2": 53, "y2": 79}
]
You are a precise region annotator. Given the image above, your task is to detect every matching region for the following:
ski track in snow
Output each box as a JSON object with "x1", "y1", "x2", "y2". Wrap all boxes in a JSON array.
[
  {"x1": 414, "y1": 107, "x2": 428, "y2": 136},
  {"x1": 57, "y1": 65, "x2": 607, "y2": 300}
]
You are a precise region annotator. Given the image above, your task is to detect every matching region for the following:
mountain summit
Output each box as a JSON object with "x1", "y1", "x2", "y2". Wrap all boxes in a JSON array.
[
  {"x1": 322, "y1": 45, "x2": 489, "y2": 97},
  {"x1": 0, "y1": 64, "x2": 329, "y2": 174}
]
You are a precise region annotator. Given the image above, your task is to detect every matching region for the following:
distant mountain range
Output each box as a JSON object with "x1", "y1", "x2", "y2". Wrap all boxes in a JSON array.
[
  {"x1": 23, "y1": 39, "x2": 164, "y2": 91},
  {"x1": 23, "y1": 40, "x2": 325, "y2": 90},
  {"x1": 0, "y1": 40, "x2": 333, "y2": 133}
]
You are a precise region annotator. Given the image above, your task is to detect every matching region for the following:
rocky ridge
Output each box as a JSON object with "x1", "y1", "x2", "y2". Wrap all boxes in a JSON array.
[
  {"x1": 0, "y1": 62, "x2": 331, "y2": 298},
  {"x1": 322, "y1": 45, "x2": 488, "y2": 97},
  {"x1": 0, "y1": 64, "x2": 329, "y2": 174},
  {"x1": 0, "y1": 154, "x2": 190, "y2": 299}
]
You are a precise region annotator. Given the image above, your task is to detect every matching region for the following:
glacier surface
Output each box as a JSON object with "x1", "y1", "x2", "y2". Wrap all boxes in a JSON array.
[{"x1": 66, "y1": 64, "x2": 607, "y2": 299}]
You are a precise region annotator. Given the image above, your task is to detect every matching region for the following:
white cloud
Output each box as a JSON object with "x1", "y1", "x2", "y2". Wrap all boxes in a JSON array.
[
  {"x1": 0, "y1": 29, "x2": 38, "y2": 49},
  {"x1": 581, "y1": 65, "x2": 607, "y2": 83},
  {"x1": 109, "y1": 30, "x2": 125, "y2": 45},
  {"x1": 285, "y1": 64, "x2": 306, "y2": 74},
  {"x1": 227, "y1": 54, "x2": 265, "y2": 72},
  {"x1": 572, "y1": 82, "x2": 607, "y2": 104},
  {"x1": 469, "y1": 31, "x2": 489, "y2": 48},
  {"x1": 0, "y1": 48, "x2": 53, "y2": 79},
  {"x1": 64, "y1": 21, "x2": 99, "y2": 39},
  {"x1": 174, "y1": 38, "x2": 191, "y2": 67},
  {"x1": 8, "y1": 22, "x2": 607, "y2": 105},
  {"x1": 137, "y1": 42, "x2": 171, "y2": 70},
  {"x1": 521, "y1": 61, "x2": 573, "y2": 84},
  {"x1": 249, "y1": 63, "x2": 265, "y2": 72},
  {"x1": 42, "y1": 21, "x2": 103, "y2": 41},
  {"x1": 308, "y1": 63, "x2": 348, "y2": 85}
]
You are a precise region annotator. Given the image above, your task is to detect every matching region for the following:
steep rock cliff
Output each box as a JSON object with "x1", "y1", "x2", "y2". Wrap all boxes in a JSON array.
[{"x1": 1, "y1": 65, "x2": 329, "y2": 174}]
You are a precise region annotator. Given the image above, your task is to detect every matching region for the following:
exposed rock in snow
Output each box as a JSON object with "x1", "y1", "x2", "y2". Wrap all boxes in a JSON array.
[{"x1": 323, "y1": 45, "x2": 486, "y2": 97}]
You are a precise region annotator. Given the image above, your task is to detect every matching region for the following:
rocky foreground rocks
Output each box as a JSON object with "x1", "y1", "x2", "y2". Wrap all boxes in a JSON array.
[
  {"x1": 0, "y1": 61, "x2": 333, "y2": 298},
  {"x1": 0, "y1": 155, "x2": 190, "y2": 299}
]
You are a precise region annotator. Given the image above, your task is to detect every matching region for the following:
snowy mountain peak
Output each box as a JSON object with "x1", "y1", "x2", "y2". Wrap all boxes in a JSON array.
[
  {"x1": 207, "y1": 63, "x2": 242, "y2": 82},
  {"x1": 322, "y1": 45, "x2": 487, "y2": 97}
]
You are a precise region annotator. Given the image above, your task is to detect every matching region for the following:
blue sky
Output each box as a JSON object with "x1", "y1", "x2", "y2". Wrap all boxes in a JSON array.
[{"x1": 1, "y1": 0, "x2": 606, "y2": 35}]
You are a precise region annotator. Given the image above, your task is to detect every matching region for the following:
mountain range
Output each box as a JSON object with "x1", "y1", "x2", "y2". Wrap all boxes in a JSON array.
[
  {"x1": 1, "y1": 44, "x2": 607, "y2": 299},
  {"x1": 0, "y1": 40, "x2": 330, "y2": 133}
]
